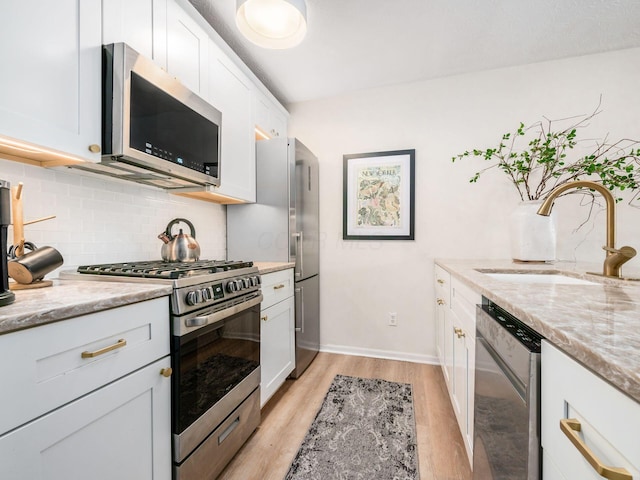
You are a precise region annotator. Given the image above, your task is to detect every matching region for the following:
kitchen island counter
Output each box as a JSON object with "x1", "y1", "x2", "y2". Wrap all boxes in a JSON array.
[
  {"x1": 436, "y1": 258, "x2": 640, "y2": 403},
  {"x1": 0, "y1": 280, "x2": 172, "y2": 335}
]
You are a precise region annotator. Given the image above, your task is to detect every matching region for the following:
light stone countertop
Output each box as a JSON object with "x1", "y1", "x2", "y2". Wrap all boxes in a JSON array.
[
  {"x1": 254, "y1": 262, "x2": 296, "y2": 275},
  {"x1": 0, "y1": 262, "x2": 294, "y2": 335},
  {"x1": 0, "y1": 280, "x2": 172, "y2": 335},
  {"x1": 436, "y1": 258, "x2": 640, "y2": 403}
]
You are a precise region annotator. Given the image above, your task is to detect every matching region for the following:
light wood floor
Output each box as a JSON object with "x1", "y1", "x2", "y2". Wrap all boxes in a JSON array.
[{"x1": 218, "y1": 352, "x2": 473, "y2": 480}]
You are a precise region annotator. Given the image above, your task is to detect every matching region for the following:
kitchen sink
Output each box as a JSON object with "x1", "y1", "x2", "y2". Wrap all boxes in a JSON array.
[{"x1": 478, "y1": 271, "x2": 600, "y2": 286}]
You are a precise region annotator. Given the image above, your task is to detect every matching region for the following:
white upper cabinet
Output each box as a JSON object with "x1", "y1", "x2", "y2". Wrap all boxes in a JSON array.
[
  {"x1": 166, "y1": 0, "x2": 208, "y2": 96},
  {"x1": 206, "y1": 41, "x2": 256, "y2": 203},
  {"x1": 0, "y1": 0, "x2": 102, "y2": 164},
  {"x1": 102, "y1": 0, "x2": 168, "y2": 69},
  {"x1": 253, "y1": 89, "x2": 288, "y2": 139}
]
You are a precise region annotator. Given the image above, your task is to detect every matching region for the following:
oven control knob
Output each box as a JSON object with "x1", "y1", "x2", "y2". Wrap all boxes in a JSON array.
[
  {"x1": 243, "y1": 278, "x2": 251, "y2": 288},
  {"x1": 226, "y1": 280, "x2": 239, "y2": 293},
  {"x1": 236, "y1": 279, "x2": 245, "y2": 291},
  {"x1": 253, "y1": 275, "x2": 261, "y2": 286},
  {"x1": 201, "y1": 287, "x2": 213, "y2": 301},
  {"x1": 185, "y1": 290, "x2": 201, "y2": 306}
]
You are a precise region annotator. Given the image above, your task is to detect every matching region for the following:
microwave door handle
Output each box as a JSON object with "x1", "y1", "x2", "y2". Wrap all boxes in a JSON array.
[{"x1": 293, "y1": 231, "x2": 303, "y2": 279}]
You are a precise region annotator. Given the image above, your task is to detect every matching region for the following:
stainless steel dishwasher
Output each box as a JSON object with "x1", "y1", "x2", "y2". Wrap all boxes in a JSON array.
[{"x1": 473, "y1": 297, "x2": 543, "y2": 480}]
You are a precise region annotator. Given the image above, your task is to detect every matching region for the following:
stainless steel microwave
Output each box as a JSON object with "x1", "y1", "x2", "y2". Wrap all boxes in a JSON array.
[{"x1": 75, "y1": 43, "x2": 222, "y2": 189}]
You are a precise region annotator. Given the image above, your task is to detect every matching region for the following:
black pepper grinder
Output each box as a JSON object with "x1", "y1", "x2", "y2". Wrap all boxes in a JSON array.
[{"x1": 0, "y1": 180, "x2": 15, "y2": 306}]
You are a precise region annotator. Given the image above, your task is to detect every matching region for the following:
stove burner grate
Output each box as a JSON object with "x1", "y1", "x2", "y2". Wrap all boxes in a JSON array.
[{"x1": 77, "y1": 260, "x2": 254, "y2": 280}]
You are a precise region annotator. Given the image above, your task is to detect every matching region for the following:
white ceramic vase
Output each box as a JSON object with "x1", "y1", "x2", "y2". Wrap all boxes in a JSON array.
[{"x1": 509, "y1": 200, "x2": 557, "y2": 262}]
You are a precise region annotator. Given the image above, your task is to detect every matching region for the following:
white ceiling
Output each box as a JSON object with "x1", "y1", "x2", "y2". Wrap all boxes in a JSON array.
[{"x1": 189, "y1": 0, "x2": 640, "y2": 107}]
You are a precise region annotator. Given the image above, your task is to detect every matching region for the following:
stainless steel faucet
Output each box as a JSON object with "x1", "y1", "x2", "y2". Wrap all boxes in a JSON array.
[{"x1": 537, "y1": 180, "x2": 636, "y2": 278}]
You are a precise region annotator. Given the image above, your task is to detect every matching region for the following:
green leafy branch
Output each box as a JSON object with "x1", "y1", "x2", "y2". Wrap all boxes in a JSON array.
[{"x1": 452, "y1": 102, "x2": 640, "y2": 203}]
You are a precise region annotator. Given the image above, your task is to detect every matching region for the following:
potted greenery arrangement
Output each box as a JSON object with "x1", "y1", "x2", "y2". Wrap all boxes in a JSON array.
[{"x1": 452, "y1": 102, "x2": 640, "y2": 261}]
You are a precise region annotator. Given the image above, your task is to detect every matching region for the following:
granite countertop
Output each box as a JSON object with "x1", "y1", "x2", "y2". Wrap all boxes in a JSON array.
[
  {"x1": 254, "y1": 261, "x2": 296, "y2": 274},
  {"x1": 436, "y1": 258, "x2": 640, "y2": 403},
  {"x1": 0, "y1": 280, "x2": 172, "y2": 335}
]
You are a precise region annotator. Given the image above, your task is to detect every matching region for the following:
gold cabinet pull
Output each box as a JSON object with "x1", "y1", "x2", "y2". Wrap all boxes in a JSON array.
[
  {"x1": 81, "y1": 338, "x2": 127, "y2": 358},
  {"x1": 436, "y1": 298, "x2": 445, "y2": 306},
  {"x1": 160, "y1": 367, "x2": 173, "y2": 378},
  {"x1": 261, "y1": 315, "x2": 268, "y2": 322},
  {"x1": 454, "y1": 327, "x2": 466, "y2": 338},
  {"x1": 273, "y1": 284, "x2": 285, "y2": 290},
  {"x1": 88, "y1": 144, "x2": 101, "y2": 153},
  {"x1": 560, "y1": 418, "x2": 632, "y2": 480},
  {"x1": 437, "y1": 279, "x2": 445, "y2": 285}
]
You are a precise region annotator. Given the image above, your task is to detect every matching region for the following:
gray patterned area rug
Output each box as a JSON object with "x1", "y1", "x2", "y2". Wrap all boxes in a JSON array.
[{"x1": 284, "y1": 374, "x2": 419, "y2": 480}]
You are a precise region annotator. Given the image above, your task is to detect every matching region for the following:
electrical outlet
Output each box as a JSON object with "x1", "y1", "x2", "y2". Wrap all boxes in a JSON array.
[{"x1": 388, "y1": 312, "x2": 397, "y2": 326}]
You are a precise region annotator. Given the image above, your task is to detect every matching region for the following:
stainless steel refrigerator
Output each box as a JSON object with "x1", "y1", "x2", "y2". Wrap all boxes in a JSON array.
[{"x1": 227, "y1": 137, "x2": 319, "y2": 378}]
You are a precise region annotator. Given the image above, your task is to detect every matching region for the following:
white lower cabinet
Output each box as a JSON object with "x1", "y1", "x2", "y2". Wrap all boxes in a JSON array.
[
  {"x1": 260, "y1": 269, "x2": 295, "y2": 407},
  {"x1": 0, "y1": 297, "x2": 172, "y2": 480},
  {"x1": 542, "y1": 341, "x2": 640, "y2": 480},
  {"x1": 0, "y1": 356, "x2": 171, "y2": 480},
  {"x1": 433, "y1": 264, "x2": 479, "y2": 465}
]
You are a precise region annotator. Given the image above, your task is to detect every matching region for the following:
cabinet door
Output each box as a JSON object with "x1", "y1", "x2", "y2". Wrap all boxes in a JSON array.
[
  {"x1": 102, "y1": 0, "x2": 168, "y2": 69},
  {"x1": 260, "y1": 296, "x2": 295, "y2": 407},
  {"x1": 0, "y1": 0, "x2": 101, "y2": 162},
  {"x1": 208, "y1": 41, "x2": 256, "y2": 202},
  {"x1": 442, "y1": 308, "x2": 455, "y2": 389},
  {"x1": 0, "y1": 357, "x2": 172, "y2": 480},
  {"x1": 253, "y1": 89, "x2": 288, "y2": 139},
  {"x1": 452, "y1": 316, "x2": 473, "y2": 458},
  {"x1": 435, "y1": 297, "x2": 446, "y2": 365},
  {"x1": 166, "y1": 0, "x2": 208, "y2": 96}
]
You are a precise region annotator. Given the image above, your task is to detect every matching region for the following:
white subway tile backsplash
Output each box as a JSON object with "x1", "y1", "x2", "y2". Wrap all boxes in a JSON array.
[{"x1": 1, "y1": 158, "x2": 227, "y2": 273}]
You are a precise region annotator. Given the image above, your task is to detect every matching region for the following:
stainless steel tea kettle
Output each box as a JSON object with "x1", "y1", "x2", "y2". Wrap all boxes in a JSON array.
[{"x1": 158, "y1": 218, "x2": 201, "y2": 262}]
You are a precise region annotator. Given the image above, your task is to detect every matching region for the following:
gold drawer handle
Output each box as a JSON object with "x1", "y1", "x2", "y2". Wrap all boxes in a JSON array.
[
  {"x1": 436, "y1": 298, "x2": 445, "y2": 305},
  {"x1": 81, "y1": 338, "x2": 127, "y2": 358},
  {"x1": 261, "y1": 315, "x2": 268, "y2": 322},
  {"x1": 160, "y1": 367, "x2": 173, "y2": 378},
  {"x1": 454, "y1": 327, "x2": 466, "y2": 338},
  {"x1": 560, "y1": 418, "x2": 632, "y2": 480},
  {"x1": 437, "y1": 279, "x2": 445, "y2": 285},
  {"x1": 273, "y1": 284, "x2": 285, "y2": 290}
]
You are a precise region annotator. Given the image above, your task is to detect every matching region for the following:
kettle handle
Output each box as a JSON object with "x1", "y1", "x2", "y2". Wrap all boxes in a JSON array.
[{"x1": 165, "y1": 218, "x2": 197, "y2": 239}]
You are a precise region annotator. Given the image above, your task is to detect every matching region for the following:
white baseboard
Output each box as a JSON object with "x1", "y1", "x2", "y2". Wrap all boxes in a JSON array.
[{"x1": 319, "y1": 344, "x2": 439, "y2": 365}]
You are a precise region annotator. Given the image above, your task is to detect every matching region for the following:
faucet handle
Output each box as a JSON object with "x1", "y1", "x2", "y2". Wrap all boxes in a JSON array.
[{"x1": 602, "y1": 245, "x2": 637, "y2": 258}]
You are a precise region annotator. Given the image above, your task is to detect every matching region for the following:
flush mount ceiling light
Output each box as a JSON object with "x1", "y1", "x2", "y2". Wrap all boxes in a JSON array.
[{"x1": 236, "y1": 0, "x2": 307, "y2": 49}]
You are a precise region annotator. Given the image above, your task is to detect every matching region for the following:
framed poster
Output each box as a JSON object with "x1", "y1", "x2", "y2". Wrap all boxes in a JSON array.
[{"x1": 343, "y1": 149, "x2": 415, "y2": 240}]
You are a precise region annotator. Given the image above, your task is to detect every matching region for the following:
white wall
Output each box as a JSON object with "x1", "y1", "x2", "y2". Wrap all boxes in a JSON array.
[
  {"x1": 287, "y1": 47, "x2": 640, "y2": 363},
  {"x1": 0, "y1": 159, "x2": 226, "y2": 276}
]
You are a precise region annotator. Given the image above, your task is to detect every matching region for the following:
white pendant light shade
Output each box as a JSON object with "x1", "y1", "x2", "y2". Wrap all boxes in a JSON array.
[{"x1": 236, "y1": 0, "x2": 307, "y2": 49}]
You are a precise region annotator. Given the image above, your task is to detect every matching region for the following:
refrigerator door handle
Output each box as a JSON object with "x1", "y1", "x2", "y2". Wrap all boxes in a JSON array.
[
  {"x1": 293, "y1": 231, "x2": 303, "y2": 279},
  {"x1": 294, "y1": 286, "x2": 304, "y2": 333}
]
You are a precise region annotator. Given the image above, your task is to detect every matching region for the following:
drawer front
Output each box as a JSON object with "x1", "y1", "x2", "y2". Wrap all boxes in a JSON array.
[
  {"x1": 178, "y1": 387, "x2": 260, "y2": 480},
  {"x1": 542, "y1": 341, "x2": 640, "y2": 479},
  {"x1": 0, "y1": 297, "x2": 170, "y2": 435},
  {"x1": 434, "y1": 264, "x2": 450, "y2": 307},
  {"x1": 261, "y1": 268, "x2": 294, "y2": 309}
]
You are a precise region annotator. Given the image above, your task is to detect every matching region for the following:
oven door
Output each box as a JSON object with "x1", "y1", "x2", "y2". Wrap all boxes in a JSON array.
[{"x1": 172, "y1": 300, "x2": 261, "y2": 464}]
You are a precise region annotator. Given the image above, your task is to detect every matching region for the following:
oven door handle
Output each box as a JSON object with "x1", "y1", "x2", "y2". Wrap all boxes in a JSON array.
[{"x1": 176, "y1": 293, "x2": 263, "y2": 336}]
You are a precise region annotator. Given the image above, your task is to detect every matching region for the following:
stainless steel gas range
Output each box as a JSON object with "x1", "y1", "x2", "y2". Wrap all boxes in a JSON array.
[{"x1": 62, "y1": 260, "x2": 263, "y2": 480}]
